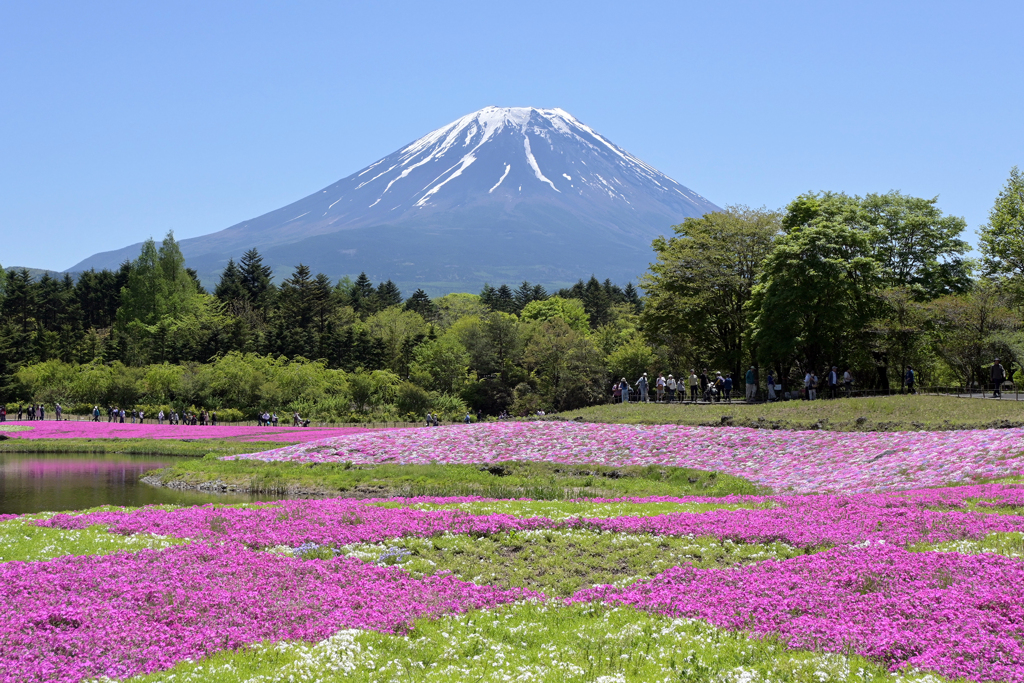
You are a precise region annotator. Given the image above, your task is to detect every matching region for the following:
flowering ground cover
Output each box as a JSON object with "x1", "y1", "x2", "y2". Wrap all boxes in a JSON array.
[
  {"x1": 116, "y1": 602, "x2": 954, "y2": 683},
  {"x1": 573, "y1": 545, "x2": 1024, "y2": 682},
  {"x1": 6, "y1": 478, "x2": 1024, "y2": 680},
  {"x1": 226, "y1": 421, "x2": 1024, "y2": 493},
  {"x1": 0, "y1": 420, "x2": 385, "y2": 443}
]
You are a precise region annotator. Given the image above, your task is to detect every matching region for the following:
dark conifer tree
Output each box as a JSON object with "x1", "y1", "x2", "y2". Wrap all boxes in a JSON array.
[
  {"x1": 374, "y1": 280, "x2": 403, "y2": 310},
  {"x1": 214, "y1": 259, "x2": 245, "y2": 303},
  {"x1": 479, "y1": 283, "x2": 497, "y2": 310},
  {"x1": 239, "y1": 249, "x2": 275, "y2": 310},
  {"x1": 351, "y1": 272, "x2": 375, "y2": 315},
  {"x1": 494, "y1": 284, "x2": 516, "y2": 314},
  {"x1": 405, "y1": 289, "x2": 436, "y2": 319},
  {"x1": 513, "y1": 281, "x2": 536, "y2": 312}
]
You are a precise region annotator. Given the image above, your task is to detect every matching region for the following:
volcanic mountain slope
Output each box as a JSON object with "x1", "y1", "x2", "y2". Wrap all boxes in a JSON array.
[{"x1": 71, "y1": 107, "x2": 721, "y2": 293}]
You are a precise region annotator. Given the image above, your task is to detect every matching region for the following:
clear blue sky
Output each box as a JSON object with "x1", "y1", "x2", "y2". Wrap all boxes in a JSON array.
[{"x1": 2, "y1": 0, "x2": 1021, "y2": 271}]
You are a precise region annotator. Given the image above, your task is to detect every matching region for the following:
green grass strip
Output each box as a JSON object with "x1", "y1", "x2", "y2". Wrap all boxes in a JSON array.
[
  {"x1": 377, "y1": 498, "x2": 775, "y2": 519},
  {"x1": 333, "y1": 529, "x2": 815, "y2": 597},
  {"x1": 913, "y1": 531, "x2": 1024, "y2": 558},
  {"x1": 0, "y1": 514, "x2": 188, "y2": 563},
  {"x1": 153, "y1": 459, "x2": 763, "y2": 499},
  {"x1": 562, "y1": 394, "x2": 1024, "y2": 431},
  {"x1": 118, "y1": 601, "x2": 950, "y2": 682}
]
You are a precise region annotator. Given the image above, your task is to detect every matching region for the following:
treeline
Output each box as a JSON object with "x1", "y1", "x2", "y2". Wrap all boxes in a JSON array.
[
  {"x1": 642, "y1": 171, "x2": 1024, "y2": 391},
  {"x1": 3, "y1": 167, "x2": 1023, "y2": 418},
  {"x1": 0, "y1": 235, "x2": 645, "y2": 419}
]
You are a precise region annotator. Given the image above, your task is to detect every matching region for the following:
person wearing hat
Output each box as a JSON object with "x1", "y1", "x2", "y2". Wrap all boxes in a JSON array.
[
  {"x1": 620, "y1": 377, "x2": 631, "y2": 403},
  {"x1": 666, "y1": 374, "x2": 677, "y2": 402},
  {"x1": 655, "y1": 373, "x2": 666, "y2": 402},
  {"x1": 991, "y1": 358, "x2": 1006, "y2": 398},
  {"x1": 636, "y1": 372, "x2": 649, "y2": 403},
  {"x1": 745, "y1": 366, "x2": 757, "y2": 402}
]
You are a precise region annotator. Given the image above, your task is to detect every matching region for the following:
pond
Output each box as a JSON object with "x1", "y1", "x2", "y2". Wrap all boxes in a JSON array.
[{"x1": 0, "y1": 452, "x2": 288, "y2": 515}]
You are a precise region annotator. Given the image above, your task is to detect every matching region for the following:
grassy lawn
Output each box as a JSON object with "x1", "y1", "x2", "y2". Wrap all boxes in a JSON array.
[
  {"x1": 334, "y1": 530, "x2": 811, "y2": 597},
  {"x1": 561, "y1": 394, "x2": 1024, "y2": 431},
  {"x1": 150, "y1": 459, "x2": 763, "y2": 499},
  {"x1": 0, "y1": 437, "x2": 292, "y2": 457}
]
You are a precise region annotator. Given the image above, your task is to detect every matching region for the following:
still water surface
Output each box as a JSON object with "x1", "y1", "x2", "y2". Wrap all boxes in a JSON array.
[{"x1": 0, "y1": 452, "x2": 288, "y2": 515}]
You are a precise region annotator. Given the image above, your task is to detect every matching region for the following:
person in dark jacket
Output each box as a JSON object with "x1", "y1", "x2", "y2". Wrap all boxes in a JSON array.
[{"x1": 992, "y1": 358, "x2": 1006, "y2": 398}]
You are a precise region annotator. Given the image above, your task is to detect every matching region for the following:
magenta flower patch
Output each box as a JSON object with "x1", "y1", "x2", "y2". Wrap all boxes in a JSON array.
[
  {"x1": 0, "y1": 543, "x2": 532, "y2": 683},
  {"x1": 226, "y1": 422, "x2": 1024, "y2": 493},
  {"x1": 572, "y1": 545, "x2": 1024, "y2": 682}
]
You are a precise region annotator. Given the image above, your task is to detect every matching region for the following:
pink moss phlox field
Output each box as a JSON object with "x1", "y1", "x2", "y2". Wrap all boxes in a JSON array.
[
  {"x1": 0, "y1": 543, "x2": 532, "y2": 683},
  {"x1": 0, "y1": 419, "x2": 385, "y2": 443},
  {"x1": 40, "y1": 499, "x2": 555, "y2": 548},
  {"x1": 39, "y1": 485, "x2": 1024, "y2": 549},
  {"x1": 572, "y1": 545, "x2": 1024, "y2": 682},
  {"x1": 224, "y1": 422, "x2": 1024, "y2": 493}
]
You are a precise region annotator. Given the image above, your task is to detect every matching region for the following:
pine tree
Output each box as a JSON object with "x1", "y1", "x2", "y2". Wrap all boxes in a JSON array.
[
  {"x1": 479, "y1": 283, "x2": 497, "y2": 310},
  {"x1": 494, "y1": 284, "x2": 516, "y2": 314},
  {"x1": 624, "y1": 282, "x2": 642, "y2": 312},
  {"x1": 405, "y1": 288, "x2": 436, "y2": 319},
  {"x1": 375, "y1": 280, "x2": 403, "y2": 309},
  {"x1": 239, "y1": 248, "x2": 275, "y2": 310},
  {"x1": 351, "y1": 272, "x2": 375, "y2": 315},
  {"x1": 277, "y1": 264, "x2": 315, "y2": 329},
  {"x1": 513, "y1": 281, "x2": 536, "y2": 311},
  {"x1": 310, "y1": 273, "x2": 337, "y2": 334},
  {"x1": 582, "y1": 275, "x2": 611, "y2": 327},
  {"x1": 214, "y1": 259, "x2": 245, "y2": 303}
]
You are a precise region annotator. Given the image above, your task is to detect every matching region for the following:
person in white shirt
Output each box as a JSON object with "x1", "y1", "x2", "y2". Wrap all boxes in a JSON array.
[
  {"x1": 804, "y1": 371, "x2": 813, "y2": 400},
  {"x1": 666, "y1": 375, "x2": 677, "y2": 402},
  {"x1": 655, "y1": 373, "x2": 666, "y2": 402}
]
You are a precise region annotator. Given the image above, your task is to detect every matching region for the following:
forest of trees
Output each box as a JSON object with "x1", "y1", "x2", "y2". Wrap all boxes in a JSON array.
[{"x1": 2, "y1": 167, "x2": 1022, "y2": 420}]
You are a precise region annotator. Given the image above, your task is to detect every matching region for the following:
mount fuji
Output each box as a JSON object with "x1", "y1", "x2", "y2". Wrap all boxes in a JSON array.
[{"x1": 70, "y1": 106, "x2": 721, "y2": 293}]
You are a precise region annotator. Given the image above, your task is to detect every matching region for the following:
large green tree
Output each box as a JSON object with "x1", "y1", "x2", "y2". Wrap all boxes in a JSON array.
[
  {"x1": 861, "y1": 191, "x2": 971, "y2": 297},
  {"x1": 979, "y1": 166, "x2": 1024, "y2": 282},
  {"x1": 749, "y1": 194, "x2": 879, "y2": 376},
  {"x1": 116, "y1": 232, "x2": 200, "y2": 329},
  {"x1": 641, "y1": 206, "x2": 779, "y2": 379}
]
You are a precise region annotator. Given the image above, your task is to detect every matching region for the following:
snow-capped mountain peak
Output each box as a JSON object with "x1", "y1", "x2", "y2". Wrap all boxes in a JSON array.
[{"x1": 70, "y1": 106, "x2": 720, "y2": 294}]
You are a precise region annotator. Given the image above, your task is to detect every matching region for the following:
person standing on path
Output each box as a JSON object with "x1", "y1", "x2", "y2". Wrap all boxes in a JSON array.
[
  {"x1": 666, "y1": 374, "x2": 677, "y2": 402},
  {"x1": 698, "y1": 370, "x2": 709, "y2": 402},
  {"x1": 55, "y1": 403, "x2": 62, "y2": 421},
  {"x1": 843, "y1": 369, "x2": 853, "y2": 397},
  {"x1": 991, "y1": 358, "x2": 1006, "y2": 398},
  {"x1": 723, "y1": 373, "x2": 734, "y2": 403},
  {"x1": 620, "y1": 378, "x2": 631, "y2": 403},
  {"x1": 655, "y1": 373, "x2": 666, "y2": 402},
  {"x1": 745, "y1": 366, "x2": 757, "y2": 402},
  {"x1": 804, "y1": 370, "x2": 813, "y2": 400},
  {"x1": 828, "y1": 367, "x2": 839, "y2": 400},
  {"x1": 904, "y1": 366, "x2": 916, "y2": 395},
  {"x1": 636, "y1": 373, "x2": 649, "y2": 403},
  {"x1": 766, "y1": 371, "x2": 777, "y2": 402}
]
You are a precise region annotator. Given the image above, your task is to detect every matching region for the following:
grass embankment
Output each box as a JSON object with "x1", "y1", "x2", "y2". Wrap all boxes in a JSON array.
[
  {"x1": 562, "y1": 394, "x2": 1024, "y2": 431},
  {"x1": 0, "y1": 438, "x2": 291, "y2": 457},
  {"x1": 150, "y1": 459, "x2": 762, "y2": 499}
]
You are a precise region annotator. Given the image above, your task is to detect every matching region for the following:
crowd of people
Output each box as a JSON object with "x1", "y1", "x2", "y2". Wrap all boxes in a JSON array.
[
  {"x1": 2, "y1": 403, "x2": 62, "y2": 421},
  {"x1": 611, "y1": 367, "x2": 859, "y2": 404}
]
